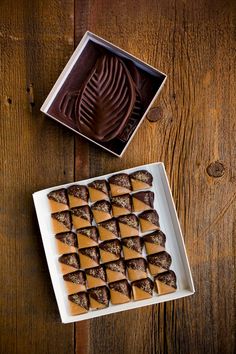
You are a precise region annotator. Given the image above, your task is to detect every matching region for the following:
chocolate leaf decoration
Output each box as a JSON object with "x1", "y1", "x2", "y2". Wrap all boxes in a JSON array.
[{"x1": 75, "y1": 54, "x2": 136, "y2": 142}]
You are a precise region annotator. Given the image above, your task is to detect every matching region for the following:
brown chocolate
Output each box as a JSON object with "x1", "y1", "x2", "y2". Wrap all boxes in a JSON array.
[
  {"x1": 132, "y1": 278, "x2": 154, "y2": 296},
  {"x1": 98, "y1": 218, "x2": 119, "y2": 240},
  {"x1": 89, "y1": 286, "x2": 109, "y2": 308},
  {"x1": 109, "y1": 173, "x2": 131, "y2": 190},
  {"x1": 59, "y1": 253, "x2": 80, "y2": 269},
  {"x1": 55, "y1": 232, "x2": 78, "y2": 247},
  {"x1": 126, "y1": 258, "x2": 147, "y2": 272},
  {"x1": 139, "y1": 210, "x2": 160, "y2": 232},
  {"x1": 51, "y1": 211, "x2": 72, "y2": 230},
  {"x1": 91, "y1": 200, "x2": 111, "y2": 213},
  {"x1": 77, "y1": 227, "x2": 98, "y2": 242},
  {"x1": 147, "y1": 251, "x2": 172, "y2": 275},
  {"x1": 68, "y1": 292, "x2": 89, "y2": 311},
  {"x1": 105, "y1": 259, "x2": 126, "y2": 274},
  {"x1": 71, "y1": 206, "x2": 92, "y2": 221},
  {"x1": 130, "y1": 170, "x2": 153, "y2": 187},
  {"x1": 99, "y1": 240, "x2": 122, "y2": 258},
  {"x1": 109, "y1": 279, "x2": 131, "y2": 298},
  {"x1": 79, "y1": 247, "x2": 100, "y2": 263},
  {"x1": 111, "y1": 194, "x2": 132, "y2": 210},
  {"x1": 63, "y1": 270, "x2": 86, "y2": 285},
  {"x1": 155, "y1": 270, "x2": 177, "y2": 289},
  {"x1": 143, "y1": 230, "x2": 166, "y2": 247},
  {"x1": 85, "y1": 265, "x2": 106, "y2": 282},
  {"x1": 132, "y1": 191, "x2": 154, "y2": 211},
  {"x1": 118, "y1": 214, "x2": 139, "y2": 229},
  {"x1": 122, "y1": 237, "x2": 143, "y2": 253},
  {"x1": 88, "y1": 179, "x2": 108, "y2": 195},
  {"x1": 67, "y1": 185, "x2": 89, "y2": 201},
  {"x1": 48, "y1": 188, "x2": 68, "y2": 205}
]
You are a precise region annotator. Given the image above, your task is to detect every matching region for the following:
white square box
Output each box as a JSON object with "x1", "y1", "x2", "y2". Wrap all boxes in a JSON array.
[
  {"x1": 40, "y1": 31, "x2": 167, "y2": 157},
  {"x1": 33, "y1": 162, "x2": 195, "y2": 323}
]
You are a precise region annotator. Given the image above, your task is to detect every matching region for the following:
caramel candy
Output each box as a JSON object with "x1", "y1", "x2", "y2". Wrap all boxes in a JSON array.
[
  {"x1": 132, "y1": 191, "x2": 154, "y2": 212},
  {"x1": 98, "y1": 218, "x2": 119, "y2": 241},
  {"x1": 78, "y1": 247, "x2": 100, "y2": 269},
  {"x1": 105, "y1": 259, "x2": 126, "y2": 283},
  {"x1": 126, "y1": 258, "x2": 147, "y2": 282},
  {"x1": 68, "y1": 292, "x2": 89, "y2": 315},
  {"x1": 89, "y1": 286, "x2": 109, "y2": 309},
  {"x1": 85, "y1": 265, "x2": 106, "y2": 289},
  {"x1": 63, "y1": 270, "x2": 86, "y2": 294},
  {"x1": 118, "y1": 214, "x2": 139, "y2": 238},
  {"x1": 55, "y1": 232, "x2": 78, "y2": 254},
  {"x1": 147, "y1": 251, "x2": 172, "y2": 276},
  {"x1": 108, "y1": 173, "x2": 131, "y2": 196},
  {"x1": 122, "y1": 237, "x2": 143, "y2": 260},
  {"x1": 132, "y1": 278, "x2": 154, "y2": 301},
  {"x1": 109, "y1": 279, "x2": 131, "y2": 305},
  {"x1": 91, "y1": 200, "x2": 112, "y2": 223},
  {"x1": 51, "y1": 211, "x2": 72, "y2": 234},
  {"x1": 47, "y1": 188, "x2": 69, "y2": 213},
  {"x1": 58, "y1": 253, "x2": 80, "y2": 274},
  {"x1": 111, "y1": 194, "x2": 132, "y2": 217},
  {"x1": 143, "y1": 230, "x2": 166, "y2": 255},
  {"x1": 71, "y1": 206, "x2": 92, "y2": 229},
  {"x1": 155, "y1": 270, "x2": 177, "y2": 295},
  {"x1": 130, "y1": 170, "x2": 153, "y2": 191},
  {"x1": 88, "y1": 179, "x2": 109, "y2": 202},
  {"x1": 77, "y1": 226, "x2": 98, "y2": 249},
  {"x1": 67, "y1": 185, "x2": 89, "y2": 208},
  {"x1": 99, "y1": 239, "x2": 122, "y2": 263},
  {"x1": 139, "y1": 210, "x2": 160, "y2": 232}
]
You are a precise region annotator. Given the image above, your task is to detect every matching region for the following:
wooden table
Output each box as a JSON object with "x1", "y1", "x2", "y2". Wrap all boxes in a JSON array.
[{"x1": 0, "y1": 1, "x2": 235, "y2": 353}]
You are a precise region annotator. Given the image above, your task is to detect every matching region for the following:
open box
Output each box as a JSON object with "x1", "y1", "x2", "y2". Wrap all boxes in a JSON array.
[
  {"x1": 40, "y1": 31, "x2": 167, "y2": 157},
  {"x1": 33, "y1": 162, "x2": 195, "y2": 323}
]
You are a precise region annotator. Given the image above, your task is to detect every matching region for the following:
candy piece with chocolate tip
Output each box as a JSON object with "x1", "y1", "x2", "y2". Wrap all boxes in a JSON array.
[
  {"x1": 147, "y1": 251, "x2": 172, "y2": 276},
  {"x1": 109, "y1": 279, "x2": 131, "y2": 305},
  {"x1": 105, "y1": 259, "x2": 126, "y2": 283},
  {"x1": 132, "y1": 278, "x2": 154, "y2": 301},
  {"x1": 91, "y1": 200, "x2": 112, "y2": 223},
  {"x1": 58, "y1": 253, "x2": 80, "y2": 274},
  {"x1": 97, "y1": 218, "x2": 119, "y2": 241},
  {"x1": 55, "y1": 232, "x2": 78, "y2": 254},
  {"x1": 85, "y1": 265, "x2": 106, "y2": 289},
  {"x1": 132, "y1": 191, "x2": 154, "y2": 212},
  {"x1": 118, "y1": 214, "x2": 139, "y2": 238},
  {"x1": 143, "y1": 230, "x2": 166, "y2": 255},
  {"x1": 63, "y1": 270, "x2": 86, "y2": 294},
  {"x1": 155, "y1": 270, "x2": 177, "y2": 295},
  {"x1": 88, "y1": 179, "x2": 109, "y2": 202},
  {"x1": 111, "y1": 194, "x2": 132, "y2": 217},
  {"x1": 122, "y1": 236, "x2": 143, "y2": 260},
  {"x1": 139, "y1": 210, "x2": 160, "y2": 232},
  {"x1": 99, "y1": 239, "x2": 122, "y2": 263},
  {"x1": 51, "y1": 211, "x2": 72, "y2": 234},
  {"x1": 78, "y1": 247, "x2": 100, "y2": 269},
  {"x1": 67, "y1": 185, "x2": 89, "y2": 208},
  {"x1": 126, "y1": 258, "x2": 147, "y2": 282},
  {"x1": 68, "y1": 292, "x2": 89, "y2": 315},
  {"x1": 89, "y1": 286, "x2": 109, "y2": 310},
  {"x1": 108, "y1": 173, "x2": 132, "y2": 196},
  {"x1": 71, "y1": 205, "x2": 92, "y2": 229},
  {"x1": 47, "y1": 188, "x2": 69, "y2": 213},
  {"x1": 130, "y1": 170, "x2": 153, "y2": 191},
  {"x1": 77, "y1": 226, "x2": 98, "y2": 249}
]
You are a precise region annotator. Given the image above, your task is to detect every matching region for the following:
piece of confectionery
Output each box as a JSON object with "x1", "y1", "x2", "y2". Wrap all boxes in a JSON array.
[
  {"x1": 67, "y1": 185, "x2": 89, "y2": 208},
  {"x1": 55, "y1": 232, "x2": 78, "y2": 254},
  {"x1": 47, "y1": 188, "x2": 69, "y2": 213},
  {"x1": 71, "y1": 205, "x2": 93, "y2": 229},
  {"x1": 91, "y1": 200, "x2": 112, "y2": 223},
  {"x1": 85, "y1": 265, "x2": 107, "y2": 289},
  {"x1": 126, "y1": 258, "x2": 147, "y2": 282},
  {"x1": 68, "y1": 292, "x2": 89, "y2": 315},
  {"x1": 111, "y1": 194, "x2": 132, "y2": 217},
  {"x1": 132, "y1": 278, "x2": 154, "y2": 301},
  {"x1": 147, "y1": 251, "x2": 172, "y2": 276},
  {"x1": 88, "y1": 179, "x2": 109, "y2": 202},
  {"x1": 58, "y1": 253, "x2": 80, "y2": 274},
  {"x1": 77, "y1": 226, "x2": 99, "y2": 248},
  {"x1": 97, "y1": 218, "x2": 119, "y2": 241},
  {"x1": 51, "y1": 211, "x2": 72, "y2": 234},
  {"x1": 122, "y1": 236, "x2": 143, "y2": 260},
  {"x1": 143, "y1": 230, "x2": 166, "y2": 255},
  {"x1": 108, "y1": 173, "x2": 132, "y2": 196},
  {"x1": 117, "y1": 214, "x2": 139, "y2": 238},
  {"x1": 155, "y1": 270, "x2": 177, "y2": 295},
  {"x1": 78, "y1": 247, "x2": 100, "y2": 269},
  {"x1": 88, "y1": 286, "x2": 109, "y2": 309},
  {"x1": 109, "y1": 279, "x2": 131, "y2": 305},
  {"x1": 99, "y1": 239, "x2": 122, "y2": 263},
  {"x1": 129, "y1": 170, "x2": 153, "y2": 191},
  {"x1": 63, "y1": 270, "x2": 86, "y2": 294},
  {"x1": 139, "y1": 210, "x2": 160, "y2": 232},
  {"x1": 105, "y1": 259, "x2": 127, "y2": 283},
  {"x1": 132, "y1": 191, "x2": 154, "y2": 212}
]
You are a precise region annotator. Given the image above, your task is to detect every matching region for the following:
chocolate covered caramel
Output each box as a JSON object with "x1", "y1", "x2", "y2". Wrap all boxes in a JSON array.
[
  {"x1": 55, "y1": 231, "x2": 78, "y2": 254},
  {"x1": 77, "y1": 226, "x2": 98, "y2": 248},
  {"x1": 88, "y1": 179, "x2": 109, "y2": 202},
  {"x1": 51, "y1": 211, "x2": 72, "y2": 233},
  {"x1": 105, "y1": 259, "x2": 126, "y2": 283},
  {"x1": 67, "y1": 185, "x2": 89, "y2": 207},
  {"x1": 130, "y1": 170, "x2": 153, "y2": 191},
  {"x1": 89, "y1": 286, "x2": 109, "y2": 309},
  {"x1": 122, "y1": 236, "x2": 143, "y2": 260},
  {"x1": 132, "y1": 278, "x2": 154, "y2": 300},
  {"x1": 68, "y1": 292, "x2": 89, "y2": 315},
  {"x1": 48, "y1": 188, "x2": 69, "y2": 212},
  {"x1": 78, "y1": 247, "x2": 100, "y2": 269},
  {"x1": 91, "y1": 200, "x2": 112, "y2": 223},
  {"x1": 147, "y1": 251, "x2": 172, "y2": 275},
  {"x1": 85, "y1": 265, "x2": 106, "y2": 289},
  {"x1": 58, "y1": 253, "x2": 80, "y2": 274},
  {"x1": 143, "y1": 230, "x2": 166, "y2": 255},
  {"x1": 132, "y1": 191, "x2": 154, "y2": 212},
  {"x1": 108, "y1": 173, "x2": 131, "y2": 196},
  {"x1": 109, "y1": 279, "x2": 131, "y2": 304},
  {"x1": 155, "y1": 270, "x2": 177, "y2": 295},
  {"x1": 111, "y1": 194, "x2": 132, "y2": 217},
  {"x1": 99, "y1": 239, "x2": 122, "y2": 263},
  {"x1": 71, "y1": 205, "x2": 93, "y2": 229},
  {"x1": 98, "y1": 218, "x2": 119, "y2": 241},
  {"x1": 63, "y1": 270, "x2": 86, "y2": 294},
  {"x1": 126, "y1": 258, "x2": 147, "y2": 282},
  {"x1": 139, "y1": 210, "x2": 160, "y2": 232},
  {"x1": 118, "y1": 214, "x2": 139, "y2": 238}
]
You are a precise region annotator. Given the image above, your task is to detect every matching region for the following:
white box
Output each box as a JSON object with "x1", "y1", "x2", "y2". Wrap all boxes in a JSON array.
[
  {"x1": 33, "y1": 162, "x2": 195, "y2": 323},
  {"x1": 40, "y1": 31, "x2": 167, "y2": 157}
]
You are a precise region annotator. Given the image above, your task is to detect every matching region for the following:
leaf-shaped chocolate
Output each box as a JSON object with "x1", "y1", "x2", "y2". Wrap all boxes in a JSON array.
[{"x1": 75, "y1": 54, "x2": 136, "y2": 142}]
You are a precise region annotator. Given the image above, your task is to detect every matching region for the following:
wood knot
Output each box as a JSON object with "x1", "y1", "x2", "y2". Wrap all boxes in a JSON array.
[
  {"x1": 146, "y1": 106, "x2": 163, "y2": 122},
  {"x1": 206, "y1": 161, "x2": 225, "y2": 178}
]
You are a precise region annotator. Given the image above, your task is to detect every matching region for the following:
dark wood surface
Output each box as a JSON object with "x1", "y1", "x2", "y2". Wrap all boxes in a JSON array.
[{"x1": 0, "y1": 0, "x2": 235, "y2": 353}]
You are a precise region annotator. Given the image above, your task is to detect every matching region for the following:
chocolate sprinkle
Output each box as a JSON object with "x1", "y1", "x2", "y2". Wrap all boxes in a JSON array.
[
  {"x1": 68, "y1": 292, "x2": 89, "y2": 310},
  {"x1": 67, "y1": 185, "x2": 89, "y2": 201},
  {"x1": 155, "y1": 270, "x2": 177, "y2": 289},
  {"x1": 147, "y1": 251, "x2": 172, "y2": 270},
  {"x1": 48, "y1": 188, "x2": 68, "y2": 205},
  {"x1": 51, "y1": 211, "x2": 72, "y2": 229},
  {"x1": 132, "y1": 278, "x2": 154, "y2": 295},
  {"x1": 55, "y1": 232, "x2": 78, "y2": 247},
  {"x1": 63, "y1": 270, "x2": 86, "y2": 284},
  {"x1": 58, "y1": 253, "x2": 80, "y2": 269},
  {"x1": 108, "y1": 173, "x2": 131, "y2": 189},
  {"x1": 85, "y1": 265, "x2": 106, "y2": 281}
]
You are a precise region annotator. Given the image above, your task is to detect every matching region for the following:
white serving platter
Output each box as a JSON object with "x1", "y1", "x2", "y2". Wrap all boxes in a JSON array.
[{"x1": 33, "y1": 162, "x2": 195, "y2": 323}]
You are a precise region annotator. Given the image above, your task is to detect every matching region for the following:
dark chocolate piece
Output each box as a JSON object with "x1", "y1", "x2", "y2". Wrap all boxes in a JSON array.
[
  {"x1": 71, "y1": 206, "x2": 92, "y2": 222},
  {"x1": 91, "y1": 200, "x2": 111, "y2": 213},
  {"x1": 155, "y1": 270, "x2": 177, "y2": 289},
  {"x1": 118, "y1": 214, "x2": 139, "y2": 229},
  {"x1": 77, "y1": 226, "x2": 98, "y2": 242},
  {"x1": 147, "y1": 251, "x2": 172, "y2": 270},
  {"x1": 122, "y1": 237, "x2": 143, "y2": 253},
  {"x1": 68, "y1": 292, "x2": 89, "y2": 310},
  {"x1": 126, "y1": 258, "x2": 147, "y2": 272},
  {"x1": 47, "y1": 188, "x2": 68, "y2": 204},
  {"x1": 132, "y1": 278, "x2": 154, "y2": 295},
  {"x1": 58, "y1": 253, "x2": 80, "y2": 269},
  {"x1": 130, "y1": 170, "x2": 153, "y2": 186},
  {"x1": 109, "y1": 173, "x2": 131, "y2": 190},
  {"x1": 143, "y1": 230, "x2": 166, "y2": 247},
  {"x1": 79, "y1": 247, "x2": 100, "y2": 263},
  {"x1": 88, "y1": 179, "x2": 109, "y2": 195},
  {"x1": 98, "y1": 218, "x2": 119, "y2": 236},
  {"x1": 111, "y1": 194, "x2": 132, "y2": 210},
  {"x1": 99, "y1": 240, "x2": 122, "y2": 257},
  {"x1": 132, "y1": 191, "x2": 154, "y2": 208},
  {"x1": 105, "y1": 259, "x2": 126, "y2": 274},
  {"x1": 51, "y1": 211, "x2": 72, "y2": 230},
  {"x1": 109, "y1": 279, "x2": 131, "y2": 297},
  {"x1": 85, "y1": 265, "x2": 106, "y2": 282},
  {"x1": 55, "y1": 232, "x2": 78, "y2": 247},
  {"x1": 89, "y1": 286, "x2": 109, "y2": 306},
  {"x1": 139, "y1": 210, "x2": 159, "y2": 225},
  {"x1": 63, "y1": 270, "x2": 86, "y2": 284},
  {"x1": 67, "y1": 185, "x2": 89, "y2": 201}
]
